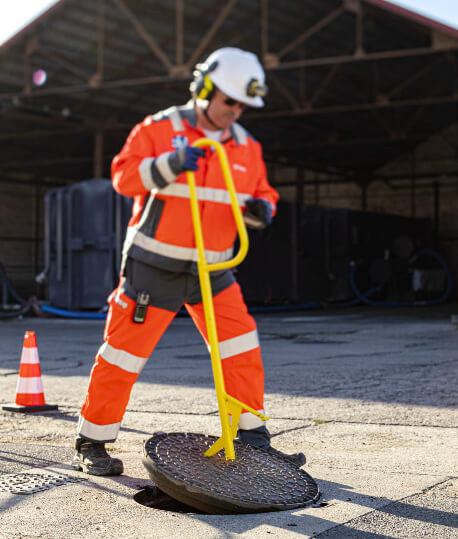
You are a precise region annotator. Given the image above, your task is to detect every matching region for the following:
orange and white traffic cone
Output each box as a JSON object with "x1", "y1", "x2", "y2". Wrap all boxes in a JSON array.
[{"x1": 2, "y1": 331, "x2": 58, "y2": 412}]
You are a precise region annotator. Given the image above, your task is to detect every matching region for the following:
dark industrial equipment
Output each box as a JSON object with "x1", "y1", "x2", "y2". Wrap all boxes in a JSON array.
[
  {"x1": 40, "y1": 179, "x2": 132, "y2": 309},
  {"x1": 237, "y1": 202, "x2": 435, "y2": 304}
]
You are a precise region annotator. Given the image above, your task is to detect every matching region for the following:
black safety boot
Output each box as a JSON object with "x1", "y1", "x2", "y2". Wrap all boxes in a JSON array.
[
  {"x1": 238, "y1": 425, "x2": 306, "y2": 467},
  {"x1": 266, "y1": 446, "x2": 306, "y2": 467},
  {"x1": 72, "y1": 437, "x2": 124, "y2": 476}
]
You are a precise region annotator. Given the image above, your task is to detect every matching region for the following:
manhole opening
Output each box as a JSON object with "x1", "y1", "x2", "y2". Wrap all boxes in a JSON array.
[{"x1": 134, "y1": 486, "x2": 204, "y2": 514}]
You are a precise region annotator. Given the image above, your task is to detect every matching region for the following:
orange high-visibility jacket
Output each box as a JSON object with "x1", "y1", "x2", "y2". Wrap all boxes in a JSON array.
[{"x1": 112, "y1": 102, "x2": 279, "y2": 274}]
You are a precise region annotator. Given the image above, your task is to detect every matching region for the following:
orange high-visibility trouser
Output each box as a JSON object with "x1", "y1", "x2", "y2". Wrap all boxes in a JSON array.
[{"x1": 78, "y1": 282, "x2": 265, "y2": 443}]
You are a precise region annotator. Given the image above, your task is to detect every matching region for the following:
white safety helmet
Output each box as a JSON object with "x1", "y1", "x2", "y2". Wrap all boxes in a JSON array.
[{"x1": 190, "y1": 47, "x2": 268, "y2": 108}]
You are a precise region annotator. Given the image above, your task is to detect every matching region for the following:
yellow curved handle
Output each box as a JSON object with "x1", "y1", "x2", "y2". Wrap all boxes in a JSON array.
[
  {"x1": 185, "y1": 138, "x2": 253, "y2": 460},
  {"x1": 186, "y1": 138, "x2": 249, "y2": 273}
]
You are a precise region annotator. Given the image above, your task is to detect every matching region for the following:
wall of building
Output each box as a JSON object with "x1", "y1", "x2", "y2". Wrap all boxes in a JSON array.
[{"x1": 0, "y1": 181, "x2": 45, "y2": 302}]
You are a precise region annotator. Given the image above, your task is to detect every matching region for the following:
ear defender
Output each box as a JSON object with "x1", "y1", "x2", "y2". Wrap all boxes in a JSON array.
[
  {"x1": 190, "y1": 61, "x2": 219, "y2": 101},
  {"x1": 199, "y1": 74, "x2": 214, "y2": 100}
]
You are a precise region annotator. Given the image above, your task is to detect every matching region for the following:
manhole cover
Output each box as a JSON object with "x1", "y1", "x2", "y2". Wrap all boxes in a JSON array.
[
  {"x1": 143, "y1": 432, "x2": 320, "y2": 514},
  {"x1": 0, "y1": 473, "x2": 85, "y2": 495}
]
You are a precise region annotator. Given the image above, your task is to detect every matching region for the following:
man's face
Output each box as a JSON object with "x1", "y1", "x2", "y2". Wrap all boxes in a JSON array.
[{"x1": 207, "y1": 89, "x2": 247, "y2": 129}]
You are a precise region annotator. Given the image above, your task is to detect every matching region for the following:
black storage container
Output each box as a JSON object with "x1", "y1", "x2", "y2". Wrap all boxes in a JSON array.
[
  {"x1": 237, "y1": 202, "x2": 433, "y2": 304},
  {"x1": 236, "y1": 202, "x2": 296, "y2": 303},
  {"x1": 42, "y1": 179, "x2": 132, "y2": 309}
]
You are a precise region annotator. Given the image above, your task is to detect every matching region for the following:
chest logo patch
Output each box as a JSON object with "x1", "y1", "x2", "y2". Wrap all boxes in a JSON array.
[
  {"x1": 172, "y1": 134, "x2": 189, "y2": 150},
  {"x1": 233, "y1": 163, "x2": 247, "y2": 172}
]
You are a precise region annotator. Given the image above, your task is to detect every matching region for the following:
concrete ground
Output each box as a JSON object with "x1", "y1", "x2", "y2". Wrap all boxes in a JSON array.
[{"x1": 0, "y1": 305, "x2": 457, "y2": 538}]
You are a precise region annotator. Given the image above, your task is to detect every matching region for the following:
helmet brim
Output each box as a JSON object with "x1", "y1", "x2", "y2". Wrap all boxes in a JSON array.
[{"x1": 212, "y1": 81, "x2": 264, "y2": 108}]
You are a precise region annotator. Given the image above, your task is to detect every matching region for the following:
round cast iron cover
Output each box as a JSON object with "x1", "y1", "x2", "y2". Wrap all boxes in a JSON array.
[{"x1": 142, "y1": 432, "x2": 320, "y2": 514}]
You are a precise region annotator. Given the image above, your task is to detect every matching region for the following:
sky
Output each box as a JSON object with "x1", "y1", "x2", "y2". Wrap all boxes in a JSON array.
[{"x1": 0, "y1": 0, "x2": 457, "y2": 47}]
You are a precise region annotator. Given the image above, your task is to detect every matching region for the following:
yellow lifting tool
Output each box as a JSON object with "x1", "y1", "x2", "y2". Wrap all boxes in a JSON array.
[{"x1": 186, "y1": 138, "x2": 269, "y2": 461}]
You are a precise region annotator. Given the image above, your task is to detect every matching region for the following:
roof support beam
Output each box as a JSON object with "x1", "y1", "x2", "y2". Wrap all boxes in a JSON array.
[
  {"x1": 308, "y1": 64, "x2": 340, "y2": 106},
  {"x1": 344, "y1": 0, "x2": 364, "y2": 55},
  {"x1": 249, "y1": 94, "x2": 457, "y2": 119},
  {"x1": 269, "y1": 73, "x2": 300, "y2": 110},
  {"x1": 276, "y1": 4, "x2": 346, "y2": 60},
  {"x1": 185, "y1": 0, "x2": 238, "y2": 69},
  {"x1": 0, "y1": 122, "x2": 132, "y2": 142},
  {"x1": 111, "y1": 0, "x2": 173, "y2": 72},
  {"x1": 2, "y1": 46, "x2": 454, "y2": 101},
  {"x1": 355, "y1": 0, "x2": 364, "y2": 55},
  {"x1": 260, "y1": 0, "x2": 269, "y2": 59},
  {"x1": 36, "y1": 48, "x2": 90, "y2": 81},
  {"x1": 386, "y1": 57, "x2": 443, "y2": 99},
  {"x1": 23, "y1": 37, "x2": 39, "y2": 95},
  {"x1": 93, "y1": 128, "x2": 104, "y2": 177},
  {"x1": 0, "y1": 127, "x2": 88, "y2": 142},
  {"x1": 270, "y1": 46, "x2": 454, "y2": 71},
  {"x1": 94, "y1": 0, "x2": 105, "y2": 85},
  {"x1": 176, "y1": 0, "x2": 184, "y2": 65}
]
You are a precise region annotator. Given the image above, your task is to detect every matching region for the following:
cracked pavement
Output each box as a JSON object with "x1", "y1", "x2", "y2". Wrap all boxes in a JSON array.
[{"x1": 0, "y1": 305, "x2": 457, "y2": 537}]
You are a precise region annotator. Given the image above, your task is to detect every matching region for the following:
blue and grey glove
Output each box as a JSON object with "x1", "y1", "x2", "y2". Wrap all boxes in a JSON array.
[
  {"x1": 169, "y1": 145, "x2": 206, "y2": 174},
  {"x1": 243, "y1": 198, "x2": 273, "y2": 229}
]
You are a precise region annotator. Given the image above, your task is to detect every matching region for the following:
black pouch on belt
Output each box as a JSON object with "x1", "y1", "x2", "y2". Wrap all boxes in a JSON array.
[{"x1": 133, "y1": 291, "x2": 150, "y2": 324}]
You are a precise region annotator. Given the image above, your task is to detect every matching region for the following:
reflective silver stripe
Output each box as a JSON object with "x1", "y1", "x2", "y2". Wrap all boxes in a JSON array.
[
  {"x1": 169, "y1": 107, "x2": 184, "y2": 131},
  {"x1": 16, "y1": 376, "x2": 43, "y2": 394},
  {"x1": 232, "y1": 123, "x2": 247, "y2": 145},
  {"x1": 160, "y1": 183, "x2": 250, "y2": 207},
  {"x1": 132, "y1": 230, "x2": 233, "y2": 263},
  {"x1": 98, "y1": 342, "x2": 148, "y2": 374},
  {"x1": 239, "y1": 410, "x2": 265, "y2": 430},
  {"x1": 20, "y1": 347, "x2": 40, "y2": 364},
  {"x1": 219, "y1": 330, "x2": 260, "y2": 360},
  {"x1": 77, "y1": 416, "x2": 121, "y2": 442},
  {"x1": 153, "y1": 106, "x2": 184, "y2": 131},
  {"x1": 138, "y1": 157, "x2": 155, "y2": 191},
  {"x1": 122, "y1": 225, "x2": 137, "y2": 256},
  {"x1": 121, "y1": 193, "x2": 156, "y2": 256},
  {"x1": 155, "y1": 152, "x2": 177, "y2": 184}
]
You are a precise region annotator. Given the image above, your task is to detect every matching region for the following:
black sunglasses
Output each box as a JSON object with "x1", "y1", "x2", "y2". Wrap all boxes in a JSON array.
[{"x1": 224, "y1": 97, "x2": 247, "y2": 109}]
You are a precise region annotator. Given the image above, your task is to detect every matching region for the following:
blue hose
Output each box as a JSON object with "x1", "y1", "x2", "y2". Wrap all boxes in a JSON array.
[
  {"x1": 332, "y1": 287, "x2": 378, "y2": 307},
  {"x1": 40, "y1": 302, "x2": 324, "y2": 319},
  {"x1": 349, "y1": 249, "x2": 452, "y2": 307},
  {"x1": 40, "y1": 304, "x2": 107, "y2": 319}
]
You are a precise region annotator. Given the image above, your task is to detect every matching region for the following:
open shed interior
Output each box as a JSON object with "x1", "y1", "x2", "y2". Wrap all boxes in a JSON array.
[{"x1": 0, "y1": 0, "x2": 456, "y2": 304}]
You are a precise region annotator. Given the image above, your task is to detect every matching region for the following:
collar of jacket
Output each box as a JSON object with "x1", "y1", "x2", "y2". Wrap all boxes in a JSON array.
[{"x1": 177, "y1": 101, "x2": 246, "y2": 146}]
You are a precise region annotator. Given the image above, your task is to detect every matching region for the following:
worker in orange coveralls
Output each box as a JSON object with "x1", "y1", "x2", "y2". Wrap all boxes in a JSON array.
[{"x1": 72, "y1": 48, "x2": 305, "y2": 475}]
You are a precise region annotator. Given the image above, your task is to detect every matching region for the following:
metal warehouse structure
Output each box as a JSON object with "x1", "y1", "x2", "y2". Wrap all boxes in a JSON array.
[{"x1": 0, "y1": 0, "x2": 457, "y2": 297}]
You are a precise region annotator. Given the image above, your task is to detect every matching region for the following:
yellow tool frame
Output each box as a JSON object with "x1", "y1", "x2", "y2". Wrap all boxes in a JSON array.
[{"x1": 186, "y1": 138, "x2": 269, "y2": 461}]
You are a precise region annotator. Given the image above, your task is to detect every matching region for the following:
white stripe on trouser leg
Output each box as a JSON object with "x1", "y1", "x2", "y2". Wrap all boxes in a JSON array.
[
  {"x1": 239, "y1": 410, "x2": 265, "y2": 430},
  {"x1": 20, "y1": 347, "x2": 40, "y2": 364},
  {"x1": 98, "y1": 342, "x2": 148, "y2": 374},
  {"x1": 16, "y1": 377, "x2": 43, "y2": 394},
  {"x1": 77, "y1": 416, "x2": 121, "y2": 442},
  {"x1": 218, "y1": 330, "x2": 260, "y2": 360}
]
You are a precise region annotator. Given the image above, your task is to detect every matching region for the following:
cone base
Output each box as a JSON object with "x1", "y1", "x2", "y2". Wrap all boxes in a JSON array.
[{"x1": 2, "y1": 403, "x2": 58, "y2": 413}]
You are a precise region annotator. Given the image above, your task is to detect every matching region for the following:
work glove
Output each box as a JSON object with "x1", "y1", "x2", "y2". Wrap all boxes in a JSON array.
[
  {"x1": 169, "y1": 144, "x2": 206, "y2": 173},
  {"x1": 243, "y1": 198, "x2": 273, "y2": 230}
]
